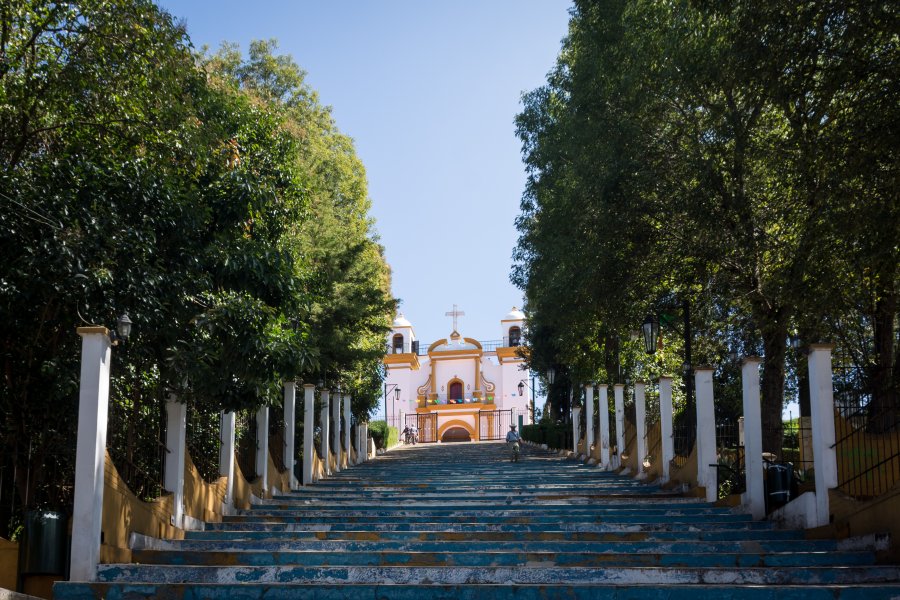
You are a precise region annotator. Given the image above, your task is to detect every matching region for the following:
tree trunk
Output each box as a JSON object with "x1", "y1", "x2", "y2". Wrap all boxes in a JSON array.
[
  {"x1": 760, "y1": 320, "x2": 788, "y2": 456},
  {"x1": 869, "y1": 289, "x2": 898, "y2": 432}
]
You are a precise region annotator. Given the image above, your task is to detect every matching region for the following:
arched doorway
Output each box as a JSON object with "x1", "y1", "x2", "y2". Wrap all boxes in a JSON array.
[
  {"x1": 508, "y1": 326, "x2": 521, "y2": 346},
  {"x1": 448, "y1": 381, "x2": 463, "y2": 404},
  {"x1": 441, "y1": 427, "x2": 472, "y2": 443},
  {"x1": 392, "y1": 333, "x2": 404, "y2": 353}
]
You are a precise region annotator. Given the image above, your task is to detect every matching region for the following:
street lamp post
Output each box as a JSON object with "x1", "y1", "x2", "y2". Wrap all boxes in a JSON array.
[
  {"x1": 384, "y1": 383, "x2": 401, "y2": 426},
  {"x1": 642, "y1": 299, "x2": 694, "y2": 415},
  {"x1": 518, "y1": 376, "x2": 538, "y2": 425}
]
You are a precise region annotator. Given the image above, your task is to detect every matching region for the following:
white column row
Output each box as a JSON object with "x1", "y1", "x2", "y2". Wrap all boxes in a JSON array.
[{"x1": 578, "y1": 344, "x2": 836, "y2": 523}]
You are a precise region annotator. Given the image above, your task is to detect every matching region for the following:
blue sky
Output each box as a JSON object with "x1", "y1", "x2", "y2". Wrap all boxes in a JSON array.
[{"x1": 160, "y1": 1, "x2": 572, "y2": 350}]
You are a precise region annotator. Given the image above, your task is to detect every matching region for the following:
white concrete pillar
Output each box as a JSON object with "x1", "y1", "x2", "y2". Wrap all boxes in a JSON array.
[
  {"x1": 614, "y1": 384, "x2": 625, "y2": 469},
  {"x1": 332, "y1": 387, "x2": 342, "y2": 472},
  {"x1": 741, "y1": 358, "x2": 765, "y2": 519},
  {"x1": 302, "y1": 384, "x2": 315, "y2": 485},
  {"x1": 695, "y1": 367, "x2": 717, "y2": 502},
  {"x1": 598, "y1": 385, "x2": 611, "y2": 469},
  {"x1": 320, "y1": 389, "x2": 331, "y2": 475},
  {"x1": 219, "y1": 411, "x2": 236, "y2": 506},
  {"x1": 659, "y1": 377, "x2": 674, "y2": 483},
  {"x1": 164, "y1": 394, "x2": 186, "y2": 528},
  {"x1": 572, "y1": 406, "x2": 581, "y2": 454},
  {"x1": 343, "y1": 393, "x2": 351, "y2": 468},
  {"x1": 584, "y1": 384, "x2": 595, "y2": 456},
  {"x1": 71, "y1": 327, "x2": 112, "y2": 582},
  {"x1": 809, "y1": 344, "x2": 838, "y2": 527},
  {"x1": 255, "y1": 406, "x2": 269, "y2": 496},
  {"x1": 362, "y1": 422, "x2": 369, "y2": 461},
  {"x1": 283, "y1": 381, "x2": 298, "y2": 490},
  {"x1": 634, "y1": 382, "x2": 647, "y2": 478}
]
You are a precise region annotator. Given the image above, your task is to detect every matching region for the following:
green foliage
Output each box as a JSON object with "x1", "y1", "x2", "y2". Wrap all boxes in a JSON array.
[
  {"x1": 521, "y1": 422, "x2": 570, "y2": 451},
  {"x1": 514, "y1": 0, "x2": 899, "y2": 451},
  {"x1": 0, "y1": 0, "x2": 395, "y2": 516},
  {"x1": 367, "y1": 421, "x2": 398, "y2": 450}
]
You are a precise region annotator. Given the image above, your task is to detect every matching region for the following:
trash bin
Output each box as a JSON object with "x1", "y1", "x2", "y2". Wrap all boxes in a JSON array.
[
  {"x1": 18, "y1": 510, "x2": 67, "y2": 577},
  {"x1": 766, "y1": 464, "x2": 793, "y2": 511}
]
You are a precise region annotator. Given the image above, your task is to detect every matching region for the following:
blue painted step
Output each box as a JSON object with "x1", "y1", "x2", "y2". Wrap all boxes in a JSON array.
[{"x1": 53, "y1": 441, "x2": 900, "y2": 599}]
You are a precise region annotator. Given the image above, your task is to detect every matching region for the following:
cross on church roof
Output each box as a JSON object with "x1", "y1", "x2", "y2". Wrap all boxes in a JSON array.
[{"x1": 444, "y1": 304, "x2": 465, "y2": 333}]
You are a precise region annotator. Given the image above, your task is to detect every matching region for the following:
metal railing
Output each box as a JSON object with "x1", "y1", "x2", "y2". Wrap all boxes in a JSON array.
[
  {"x1": 268, "y1": 403, "x2": 286, "y2": 473},
  {"x1": 672, "y1": 418, "x2": 696, "y2": 469},
  {"x1": 235, "y1": 410, "x2": 257, "y2": 481},
  {"x1": 107, "y1": 392, "x2": 166, "y2": 501},
  {"x1": 834, "y1": 365, "x2": 900, "y2": 500},
  {"x1": 186, "y1": 401, "x2": 222, "y2": 483},
  {"x1": 386, "y1": 337, "x2": 524, "y2": 356},
  {"x1": 715, "y1": 420, "x2": 745, "y2": 499},
  {"x1": 608, "y1": 410, "x2": 618, "y2": 457}
]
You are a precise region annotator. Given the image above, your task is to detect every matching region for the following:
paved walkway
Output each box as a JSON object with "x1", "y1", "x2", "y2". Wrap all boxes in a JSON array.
[{"x1": 55, "y1": 441, "x2": 900, "y2": 598}]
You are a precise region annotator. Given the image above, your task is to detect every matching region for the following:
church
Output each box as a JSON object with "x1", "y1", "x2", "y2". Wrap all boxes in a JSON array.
[{"x1": 383, "y1": 307, "x2": 531, "y2": 443}]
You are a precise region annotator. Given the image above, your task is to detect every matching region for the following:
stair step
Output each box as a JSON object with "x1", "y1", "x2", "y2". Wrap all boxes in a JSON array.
[
  {"x1": 55, "y1": 441, "x2": 898, "y2": 598},
  {"x1": 93, "y1": 564, "x2": 900, "y2": 585},
  {"x1": 130, "y1": 549, "x2": 876, "y2": 568},
  {"x1": 138, "y1": 538, "x2": 842, "y2": 554},
  {"x1": 54, "y1": 582, "x2": 900, "y2": 600}
]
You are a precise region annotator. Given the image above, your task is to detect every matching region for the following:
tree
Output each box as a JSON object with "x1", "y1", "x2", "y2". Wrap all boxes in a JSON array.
[{"x1": 513, "y1": 0, "x2": 899, "y2": 454}]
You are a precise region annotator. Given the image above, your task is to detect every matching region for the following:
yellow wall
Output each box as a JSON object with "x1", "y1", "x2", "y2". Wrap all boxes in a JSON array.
[
  {"x1": 0, "y1": 537, "x2": 18, "y2": 591},
  {"x1": 643, "y1": 422, "x2": 663, "y2": 480},
  {"x1": 621, "y1": 421, "x2": 638, "y2": 472},
  {"x1": 834, "y1": 415, "x2": 900, "y2": 498},
  {"x1": 99, "y1": 444, "x2": 290, "y2": 563},
  {"x1": 829, "y1": 483, "x2": 900, "y2": 559}
]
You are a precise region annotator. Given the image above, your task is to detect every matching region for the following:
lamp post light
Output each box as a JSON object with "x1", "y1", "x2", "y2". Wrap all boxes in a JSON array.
[
  {"x1": 641, "y1": 314, "x2": 659, "y2": 355},
  {"x1": 517, "y1": 377, "x2": 538, "y2": 425},
  {"x1": 641, "y1": 299, "x2": 695, "y2": 425}
]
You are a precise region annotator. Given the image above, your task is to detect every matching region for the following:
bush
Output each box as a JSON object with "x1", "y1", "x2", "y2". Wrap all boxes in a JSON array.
[
  {"x1": 368, "y1": 420, "x2": 399, "y2": 449},
  {"x1": 521, "y1": 422, "x2": 571, "y2": 450}
]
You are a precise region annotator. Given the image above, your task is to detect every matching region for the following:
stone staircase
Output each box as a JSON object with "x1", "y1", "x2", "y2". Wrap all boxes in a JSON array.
[{"x1": 55, "y1": 442, "x2": 900, "y2": 599}]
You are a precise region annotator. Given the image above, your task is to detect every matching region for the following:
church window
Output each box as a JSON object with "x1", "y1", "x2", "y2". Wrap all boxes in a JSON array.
[
  {"x1": 392, "y1": 334, "x2": 404, "y2": 353},
  {"x1": 508, "y1": 326, "x2": 521, "y2": 346}
]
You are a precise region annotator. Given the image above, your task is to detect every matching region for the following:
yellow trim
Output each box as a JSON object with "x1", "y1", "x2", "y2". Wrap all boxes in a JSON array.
[
  {"x1": 462, "y1": 337, "x2": 483, "y2": 349},
  {"x1": 431, "y1": 358, "x2": 436, "y2": 394},
  {"x1": 417, "y1": 402, "x2": 486, "y2": 412},
  {"x1": 474, "y1": 355, "x2": 481, "y2": 396},
  {"x1": 427, "y1": 338, "x2": 483, "y2": 354},
  {"x1": 496, "y1": 346, "x2": 524, "y2": 363},
  {"x1": 383, "y1": 353, "x2": 420, "y2": 370},
  {"x1": 438, "y1": 419, "x2": 476, "y2": 441},
  {"x1": 500, "y1": 318, "x2": 524, "y2": 323},
  {"x1": 77, "y1": 326, "x2": 109, "y2": 336},
  {"x1": 429, "y1": 349, "x2": 481, "y2": 359},
  {"x1": 428, "y1": 339, "x2": 448, "y2": 353}
]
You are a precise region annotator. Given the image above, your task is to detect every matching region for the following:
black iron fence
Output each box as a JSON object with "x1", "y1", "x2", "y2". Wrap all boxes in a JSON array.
[
  {"x1": 672, "y1": 417, "x2": 696, "y2": 469},
  {"x1": 608, "y1": 410, "x2": 617, "y2": 457},
  {"x1": 235, "y1": 410, "x2": 257, "y2": 481},
  {"x1": 479, "y1": 409, "x2": 513, "y2": 441},
  {"x1": 834, "y1": 365, "x2": 900, "y2": 500},
  {"x1": 714, "y1": 420, "x2": 745, "y2": 499},
  {"x1": 268, "y1": 403, "x2": 286, "y2": 473},
  {"x1": 0, "y1": 446, "x2": 75, "y2": 541},
  {"x1": 186, "y1": 401, "x2": 222, "y2": 483},
  {"x1": 106, "y1": 392, "x2": 166, "y2": 501}
]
